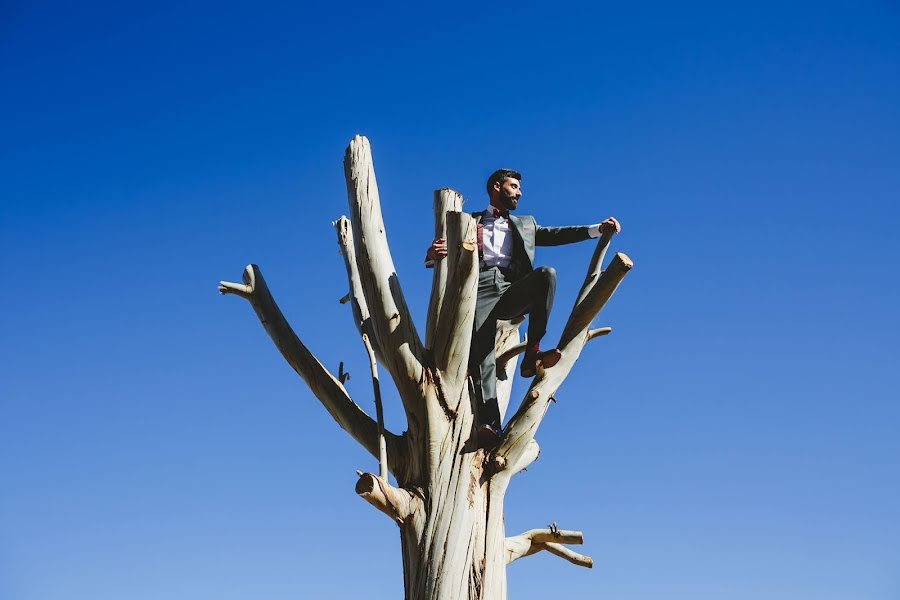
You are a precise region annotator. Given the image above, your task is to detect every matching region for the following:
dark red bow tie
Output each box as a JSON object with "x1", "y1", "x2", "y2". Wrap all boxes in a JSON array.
[{"x1": 491, "y1": 208, "x2": 509, "y2": 219}]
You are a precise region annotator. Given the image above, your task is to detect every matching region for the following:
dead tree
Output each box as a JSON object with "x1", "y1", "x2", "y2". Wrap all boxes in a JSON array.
[{"x1": 218, "y1": 135, "x2": 633, "y2": 599}]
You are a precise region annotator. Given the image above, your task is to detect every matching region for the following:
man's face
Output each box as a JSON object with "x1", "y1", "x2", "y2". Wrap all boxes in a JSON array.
[{"x1": 493, "y1": 177, "x2": 522, "y2": 211}]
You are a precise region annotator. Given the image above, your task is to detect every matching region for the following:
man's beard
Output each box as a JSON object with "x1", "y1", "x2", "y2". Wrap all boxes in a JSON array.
[{"x1": 499, "y1": 193, "x2": 518, "y2": 211}]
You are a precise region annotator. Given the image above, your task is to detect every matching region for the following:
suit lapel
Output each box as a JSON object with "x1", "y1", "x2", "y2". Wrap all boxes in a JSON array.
[
  {"x1": 508, "y1": 214, "x2": 524, "y2": 242},
  {"x1": 508, "y1": 214, "x2": 535, "y2": 267}
]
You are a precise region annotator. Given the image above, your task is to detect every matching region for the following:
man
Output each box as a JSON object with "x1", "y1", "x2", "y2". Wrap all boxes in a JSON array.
[{"x1": 426, "y1": 169, "x2": 620, "y2": 440}]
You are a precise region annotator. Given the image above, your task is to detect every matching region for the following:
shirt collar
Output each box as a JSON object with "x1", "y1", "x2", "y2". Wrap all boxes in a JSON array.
[{"x1": 485, "y1": 205, "x2": 510, "y2": 220}]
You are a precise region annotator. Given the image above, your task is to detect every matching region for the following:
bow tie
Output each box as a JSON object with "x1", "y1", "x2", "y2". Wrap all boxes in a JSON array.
[{"x1": 491, "y1": 208, "x2": 509, "y2": 219}]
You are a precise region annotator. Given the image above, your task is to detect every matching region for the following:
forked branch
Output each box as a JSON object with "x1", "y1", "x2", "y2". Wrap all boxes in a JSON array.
[
  {"x1": 495, "y1": 231, "x2": 633, "y2": 470},
  {"x1": 504, "y1": 527, "x2": 593, "y2": 569},
  {"x1": 218, "y1": 264, "x2": 405, "y2": 477}
]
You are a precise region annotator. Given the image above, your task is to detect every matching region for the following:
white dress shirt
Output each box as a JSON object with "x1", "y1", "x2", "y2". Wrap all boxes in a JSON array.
[
  {"x1": 481, "y1": 209, "x2": 514, "y2": 268},
  {"x1": 480, "y1": 206, "x2": 603, "y2": 269}
]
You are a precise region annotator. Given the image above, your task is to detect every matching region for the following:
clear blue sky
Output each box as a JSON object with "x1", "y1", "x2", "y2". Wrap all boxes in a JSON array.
[{"x1": 2, "y1": 1, "x2": 898, "y2": 598}]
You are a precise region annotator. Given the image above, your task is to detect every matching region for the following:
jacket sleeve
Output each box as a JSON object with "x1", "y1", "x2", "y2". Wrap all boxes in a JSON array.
[{"x1": 534, "y1": 217, "x2": 592, "y2": 246}]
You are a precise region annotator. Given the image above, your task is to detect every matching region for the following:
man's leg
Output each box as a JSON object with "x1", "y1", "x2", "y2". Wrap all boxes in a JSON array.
[
  {"x1": 470, "y1": 266, "x2": 557, "y2": 430},
  {"x1": 490, "y1": 266, "x2": 557, "y2": 348},
  {"x1": 473, "y1": 318, "x2": 502, "y2": 429},
  {"x1": 470, "y1": 270, "x2": 504, "y2": 430}
]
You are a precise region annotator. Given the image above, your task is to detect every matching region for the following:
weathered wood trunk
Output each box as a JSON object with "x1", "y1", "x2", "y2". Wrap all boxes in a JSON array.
[
  {"x1": 219, "y1": 135, "x2": 631, "y2": 599},
  {"x1": 397, "y1": 411, "x2": 503, "y2": 600}
]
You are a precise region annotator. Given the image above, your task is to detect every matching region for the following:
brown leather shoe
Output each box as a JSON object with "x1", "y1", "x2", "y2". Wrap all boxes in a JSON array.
[
  {"x1": 477, "y1": 424, "x2": 501, "y2": 446},
  {"x1": 520, "y1": 348, "x2": 562, "y2": 378}
]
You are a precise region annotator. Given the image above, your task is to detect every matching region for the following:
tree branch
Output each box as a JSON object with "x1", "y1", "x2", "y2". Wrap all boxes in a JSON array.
[
  {"x1": 334, "y1": 216, "x2": 383, "y2": 362},
  {"x1": 587, "y1": 326, "x2": 613, "y2": 341},
  {"x1": 509, "y1": 439, "x2": 540, "y2": 476},
  {"x1": 494, "y1": 318, "x2": 523, "y2": 424},
  {"x1": 425, "y1": 189, "x2": 463, "y2": 349},
  {"x1": 494, "y1": 240, "x2": 633, "y2": 471},
  {"x1": 509, "y1": 528, "x2": 584, "y2": 545},
  {"x1": 432, "y1": 212, "x2": 478, "y2": 382},
  {"x1": 560, "y1": 230, "x2": 621, "y2": 349},
  {"x1": 504, "y1": 528, "x2": 592, "y2": 569},
  {"x1": 572, "y1": 229, "x2": 614, "y2": 310},
  {"x1": 355, "y1": 471, "x2": 417, "y2": 525},
  {"x1": 218, "y1": 264, "x2": 405, "y2": 477},
  {"x1": 542, "y1": 543, "x2": 594, "y2": 568},
  {"x1": 362, "y1": 333, "x2": 388, "y2": 479},
  {"x1": 343, "y1": 135, "x2": 426, "y2": 413},
  {"x1": 498, "y1": 327, "x2": 611, "y2": 370}
]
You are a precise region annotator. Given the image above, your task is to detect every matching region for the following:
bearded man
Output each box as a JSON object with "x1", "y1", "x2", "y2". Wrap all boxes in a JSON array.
[{"x1": 426, "y1": 169, "x2": 620, "y2": 441}]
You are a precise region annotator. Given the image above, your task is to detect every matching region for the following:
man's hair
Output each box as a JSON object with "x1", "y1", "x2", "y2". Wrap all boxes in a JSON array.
[{"x1": 486, "y1": 168, "x2": 522, "y2": 195}]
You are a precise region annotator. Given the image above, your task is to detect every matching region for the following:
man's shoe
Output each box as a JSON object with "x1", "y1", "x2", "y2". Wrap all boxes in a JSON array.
[
  {"x1": 520, "y1": 348, "x2": 562, "y2": 378},
  {"x1": 477, "y1": 424, "x2": 501, "y2": 446}
]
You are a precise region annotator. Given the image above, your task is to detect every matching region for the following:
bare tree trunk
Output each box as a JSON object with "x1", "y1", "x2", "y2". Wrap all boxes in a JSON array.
[{"x1": 219, "y1": 135, "x2": 632, "y2": 599}]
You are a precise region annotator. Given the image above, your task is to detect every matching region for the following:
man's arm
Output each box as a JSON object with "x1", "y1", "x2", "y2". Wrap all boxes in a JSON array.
[{"x1": 534, "y1": 217, "x2": 620, "y2": 246}]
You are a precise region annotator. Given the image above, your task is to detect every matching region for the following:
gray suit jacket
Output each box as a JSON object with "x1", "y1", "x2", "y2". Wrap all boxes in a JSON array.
[{"x1": 472, "y1": 210, "x2": 592, "y2": 281}]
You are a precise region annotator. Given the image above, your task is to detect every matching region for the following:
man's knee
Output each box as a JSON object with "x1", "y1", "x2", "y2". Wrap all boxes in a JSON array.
[{"x1": 535, "y1": 265, "x2": 557, "y2": 284}]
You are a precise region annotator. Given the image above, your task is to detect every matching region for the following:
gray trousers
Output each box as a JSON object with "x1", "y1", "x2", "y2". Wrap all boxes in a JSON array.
[{"x1": 469, "y1": 266, "x2": 557, "y2": 428}]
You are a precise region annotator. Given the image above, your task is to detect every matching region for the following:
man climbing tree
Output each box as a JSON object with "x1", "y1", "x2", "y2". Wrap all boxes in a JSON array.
[
  {"x1": 219, "y1": 136, "x2": 633, "y2": 599},
  {"x1": 426, "y1": 168, "x2": 621, "y2": 442}
]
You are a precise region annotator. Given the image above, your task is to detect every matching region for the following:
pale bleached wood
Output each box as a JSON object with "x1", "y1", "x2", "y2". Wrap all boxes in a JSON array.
[
  {"x1": 343, "y1": 135, "x2": 426, "y2": 413},
  {"x1": 480, "y1": 477, "x2": 511, "y2": 599},
  {"x1": 218, "y1": 264, "x2": 405, "y2": 476},
  {"x1": 509, "y1": 439, "x2": 540, "y2": 476},
  {"x1": 426, "y1": 189, "x2": 463, "y2": 349},
  {"x1": 362, "y1": 333, "x2": 388, "y2": 479},
  {"x1": 432, "y1": 212, "x2": 478, "y2": 383},
  {"x1": 561, "y1": 229, "x2": 616, "y2": 349},
  {"x1": 334, "y1": 216, "x2": 383, "y2": 362},
  {"x1": 504, "y1": 529, "x2": 592, "y2": 569},
  {"x1": 495, "y1": 340, "x2": 527, "y2": 371},
  {"x1": 512, "y1": 528, "x2": 583, "y2": 545},
  {"x1": 587, "y1": 326, "x2": 613, "y2": 341},
  {"x1": 494, "y1": 248, "x2": 633, "y2": 472},
  {"x1": 543, "y1": 542, "x2": 594, "y2": 568},
  {"x1": 572, "y1": 229, "x2": 614, "y2": 310},
  {"x1": 356, "y1": 471, "x2": 418, "y2": 525},
  {"x1": 504, "y1": 535, "x2": 534, "y2": 563},
  {"x1": 494, "y1": 319, "x2": 522, "y2": 423}
]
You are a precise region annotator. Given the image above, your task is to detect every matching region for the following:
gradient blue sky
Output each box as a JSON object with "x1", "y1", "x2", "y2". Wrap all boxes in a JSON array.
[{"x1": 2, "y1": 1, "x2": 899, "y2": 599}]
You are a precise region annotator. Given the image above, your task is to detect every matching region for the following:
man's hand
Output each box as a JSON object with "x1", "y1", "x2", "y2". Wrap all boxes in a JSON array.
[
  {"x1": 426, "y1": 238, "x2": 448, "y2": 261},
  {"x1": 599, "y1": 217, "x2": 621, "y2": 235}
]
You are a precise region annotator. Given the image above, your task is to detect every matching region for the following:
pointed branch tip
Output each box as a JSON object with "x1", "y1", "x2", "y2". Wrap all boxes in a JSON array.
[{"x1": 587, "y1": 327, "x2": 612, "y2": 341}]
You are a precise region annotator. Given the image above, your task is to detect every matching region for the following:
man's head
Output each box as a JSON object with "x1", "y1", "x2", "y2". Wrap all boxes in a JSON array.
[{"x1": 486, "y1": 168, "x2": 522, "y2": 212}]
